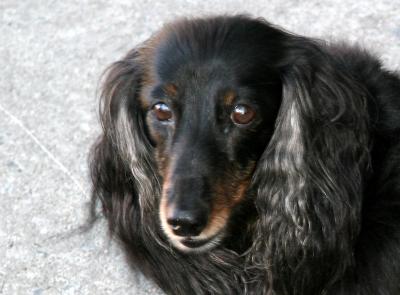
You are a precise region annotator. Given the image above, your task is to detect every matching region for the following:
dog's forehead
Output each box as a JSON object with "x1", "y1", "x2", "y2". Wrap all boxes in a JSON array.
[
  {"x1": 154, "y1": 42, "x2": 238, "y2": 85},
  {"x1": 169, "y1": 61, "x2": 236, "y2": 90},
  {"x1": 151, "y1": 21, "x2": 259, "y2": 82}
]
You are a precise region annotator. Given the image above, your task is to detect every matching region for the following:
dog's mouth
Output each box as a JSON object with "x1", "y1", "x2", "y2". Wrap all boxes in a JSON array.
[
  {"x1": 171, "y1": 231, "x2": 225, "y2": 253},
  {"x1": 181, "y1": 238, "x2": 209, "y2": 248}
]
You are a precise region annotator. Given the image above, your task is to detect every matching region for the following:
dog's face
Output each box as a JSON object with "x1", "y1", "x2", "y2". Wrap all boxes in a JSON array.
[{"x1": 137, "y1": 18, "x2": 283, "y2": 252}]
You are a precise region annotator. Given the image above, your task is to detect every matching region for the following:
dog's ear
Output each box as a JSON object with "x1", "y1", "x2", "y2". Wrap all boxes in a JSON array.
[
  {"x1": 90, "y1": 47, "x2": 160, "y2": 237},
  {"x1": 248, "y1": 41, "x2": 370, "y2": 294}
]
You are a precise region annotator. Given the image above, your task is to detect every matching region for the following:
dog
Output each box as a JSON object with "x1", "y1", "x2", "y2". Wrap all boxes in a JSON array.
[{"x1": 89, "y1": 15, "x2": 400, "y2": 294}]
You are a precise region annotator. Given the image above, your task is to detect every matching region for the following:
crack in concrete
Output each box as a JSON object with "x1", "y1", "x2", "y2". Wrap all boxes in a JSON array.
[{"x1": 0, "y1": 103, "x2": 88, "y2": 199}]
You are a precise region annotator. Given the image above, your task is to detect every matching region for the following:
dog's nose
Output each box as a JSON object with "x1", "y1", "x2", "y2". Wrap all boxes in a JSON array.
[{"x1": 167, "y1": 209, "x2": 207, "y2": 237}]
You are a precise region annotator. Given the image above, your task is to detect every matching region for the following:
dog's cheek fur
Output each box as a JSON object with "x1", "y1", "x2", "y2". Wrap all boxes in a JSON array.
[{"x1": 206, "y1": 163, "x2": 256, "y2": 235}]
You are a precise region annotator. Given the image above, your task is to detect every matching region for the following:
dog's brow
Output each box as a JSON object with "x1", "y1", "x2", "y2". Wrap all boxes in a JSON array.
[
  {"x1": 163, "y1": 83, "x2": 178, "y2": 97},
  {"x1": 151, "y1": 84, "x2": 179, "y2": 101},
  {"x1": 222, "y1": 89, "x2": 237, "y2": 106},
  {"x1": 150, "y1": 86, "x2": 165, "y2": 99}
]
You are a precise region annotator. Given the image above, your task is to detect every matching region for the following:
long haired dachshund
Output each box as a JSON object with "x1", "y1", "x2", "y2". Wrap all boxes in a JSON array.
[{"x1": 90, "y1": 15, "x2": 400, "y2": 294}]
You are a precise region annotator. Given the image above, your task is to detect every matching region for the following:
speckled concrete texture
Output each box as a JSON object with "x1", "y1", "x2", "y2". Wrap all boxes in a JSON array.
[{"x1": 1, "y1": 1, "x2": 399, "y2": 294}]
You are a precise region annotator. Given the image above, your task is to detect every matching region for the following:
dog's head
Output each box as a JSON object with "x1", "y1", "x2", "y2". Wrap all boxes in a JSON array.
[
  {"x1": 144, "y1": 17, "x2": 285, "y2": 252},
  {"x1": 94, "y1": 15, "x2": 369, "y2": 256},
  {"x1": 99, "y1": 16, "x2": 284, "y2": 251}
]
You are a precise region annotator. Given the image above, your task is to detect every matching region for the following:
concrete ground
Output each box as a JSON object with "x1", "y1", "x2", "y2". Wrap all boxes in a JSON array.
[{"x1": 1, "y1": 0, "x2": 399, "y2": 294}]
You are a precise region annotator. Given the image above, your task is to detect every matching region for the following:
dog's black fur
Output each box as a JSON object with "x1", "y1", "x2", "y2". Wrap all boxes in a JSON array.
[{"x1": 90, "y1": 15, "x2": 400, "y2": 294}]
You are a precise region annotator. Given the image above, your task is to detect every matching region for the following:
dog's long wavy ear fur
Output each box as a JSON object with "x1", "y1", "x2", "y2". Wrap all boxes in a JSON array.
[
  {"x1": 90, "y1": 47, "x2": 161, "y2": 242},
  {"x1": 247, "y1": 40, "x2": 371, "y2": 294}
]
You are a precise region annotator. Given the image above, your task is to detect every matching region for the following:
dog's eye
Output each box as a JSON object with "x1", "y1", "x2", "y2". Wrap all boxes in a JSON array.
[
  {"x1": 231, "y1": 104, "x2": 255, "y2": 125},
  {"x1": 152, "y1": 103, "x2": 173, "y2": 121}
]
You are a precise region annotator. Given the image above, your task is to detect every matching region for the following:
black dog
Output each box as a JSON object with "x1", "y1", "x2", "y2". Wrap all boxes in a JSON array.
[{"x1": 90, "y1": 15, "x2": 400, "y2": 294}]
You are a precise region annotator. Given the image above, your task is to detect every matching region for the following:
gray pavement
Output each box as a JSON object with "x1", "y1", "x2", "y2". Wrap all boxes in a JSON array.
[{"x1": 1, "y1": 1, "x2": 399, "y2": 294}]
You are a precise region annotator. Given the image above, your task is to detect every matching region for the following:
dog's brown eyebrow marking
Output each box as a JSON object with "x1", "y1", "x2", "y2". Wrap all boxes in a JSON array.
[
  {"x1": 222, "y1": 89, "x2": 237, "y2": 106},
  {"x1": 163, "y1": 83, "x2": 178, "y2": 97}
]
